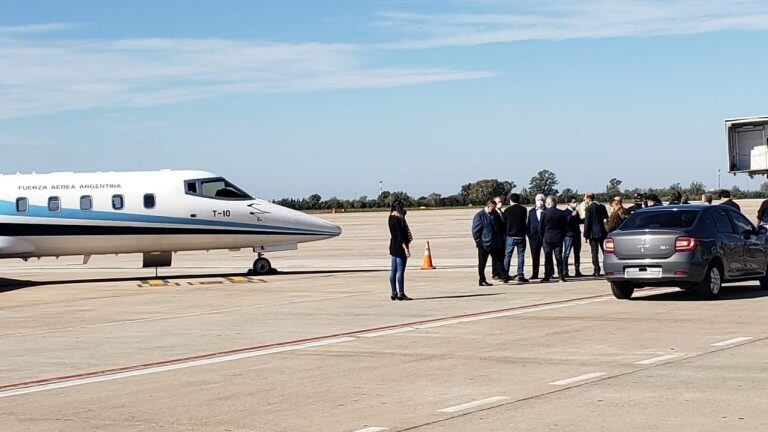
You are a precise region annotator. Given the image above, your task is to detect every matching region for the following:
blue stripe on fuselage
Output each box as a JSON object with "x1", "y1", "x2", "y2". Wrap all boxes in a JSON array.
[{"x1": 0, "y1": 199, "x2": 333, "y2": 235}]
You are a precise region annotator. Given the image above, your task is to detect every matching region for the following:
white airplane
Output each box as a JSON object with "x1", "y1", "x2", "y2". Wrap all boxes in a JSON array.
[{"x1": 0, "y1": 170, "x2": 341, "y2": 274}]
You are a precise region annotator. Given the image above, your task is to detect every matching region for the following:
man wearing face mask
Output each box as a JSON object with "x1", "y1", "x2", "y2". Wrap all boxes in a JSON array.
[
  {"x1": 562, "y1": 196, "x2": 584, "y2": 278},
  {"x1": 472, "y1": 200, "x2": 508, "y2": 286},
  {"x1": 526, "y1": 193, "x2": 546, "y2": 280}
]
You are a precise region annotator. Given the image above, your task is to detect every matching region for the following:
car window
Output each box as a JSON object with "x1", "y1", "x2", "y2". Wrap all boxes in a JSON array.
[
  {"x1": 730, "y1": 211, "x2": 755, "y2": 234},
  {"x1": 711, "y1": 209, "x2": 735, "y2": 234},
  {"x1": 620, "y1": 210, "x2": 700, "y2": 230}
]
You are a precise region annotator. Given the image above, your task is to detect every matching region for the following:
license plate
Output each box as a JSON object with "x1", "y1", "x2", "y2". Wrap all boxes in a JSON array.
[{"x1": 624, "y1": 267, "x2": 662, "y2": 279}]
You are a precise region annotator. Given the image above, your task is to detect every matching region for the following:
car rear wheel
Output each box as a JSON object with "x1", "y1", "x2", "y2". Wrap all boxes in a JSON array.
[
  {"x1": 698, "y1": 265, "x2": 722, "y2": 299},
  {"x1": 610, "y1": 282, "x2": 634, "y2": 299},
  {"x1": 759, "y1": 263, "x2": 768, "y2": 291}
]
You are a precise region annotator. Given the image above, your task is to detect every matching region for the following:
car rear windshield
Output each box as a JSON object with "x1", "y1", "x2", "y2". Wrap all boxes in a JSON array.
[{"x1": 620, "y1": 209, "x2": 700, "y2": 230}]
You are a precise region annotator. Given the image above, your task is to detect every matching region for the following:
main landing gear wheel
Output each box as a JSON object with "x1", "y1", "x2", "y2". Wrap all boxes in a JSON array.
[{"x1": 253, "y1": 257, "x2": 272, "y2": 275}]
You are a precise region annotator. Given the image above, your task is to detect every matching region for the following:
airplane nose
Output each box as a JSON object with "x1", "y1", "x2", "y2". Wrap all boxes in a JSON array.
[
  {"x1": 294, "y1": 211, "x2": 342, "y2": 237},
  {"x1": 313, "y1": 216, "x2": 342, "y2": 237}
]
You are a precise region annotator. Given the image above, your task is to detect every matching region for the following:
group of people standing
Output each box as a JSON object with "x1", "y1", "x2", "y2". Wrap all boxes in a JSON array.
[
  {"x1": 388, "y1": 189, "x2": 752, "y2": 298},
  {"x1": 471, "y1": 193, "x2": 626, "y2": 286}
]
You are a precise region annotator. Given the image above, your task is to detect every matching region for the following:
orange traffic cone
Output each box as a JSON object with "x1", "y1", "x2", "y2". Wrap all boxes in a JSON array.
[{"x1": 421, "y1": 241, "x2": 436, "y2": 270}]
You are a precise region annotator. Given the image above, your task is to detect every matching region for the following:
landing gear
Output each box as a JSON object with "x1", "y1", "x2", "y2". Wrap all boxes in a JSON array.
[{"x1": 253, "y1": 255, "x2": 273, "y2": 275}]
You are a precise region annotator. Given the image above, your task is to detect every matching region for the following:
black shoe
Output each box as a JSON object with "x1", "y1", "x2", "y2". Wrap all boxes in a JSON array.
[
  {"x1": 563, "y1": 273, "x2": 570, "y2": 278},
  {"x1": 492, "y1": 275, "x2": 502, "y2": 281},
  {"x1": 541, "y1": 278, "x2": 551, "y2": 283},
  {"x1": 391, "y1": 295, "x2": 398, "y2": 301},
  {"x1": 575, "y1": 271, "x2": 585, "y2": 278},
  {"x1": 479, "y1": 281, "x2": 493, "y2": 286},
  {"x1": 502, "y1": 277, "x2": 510, "y2": 283},
  {"x1": 560, "y1": 276, "x2": 567, "y2": 282},
  {"x1": 517, "y1": 276, "x2": 529, "y2": 283},
  {"x1": 398, "y1": 295, "x2": 413, "y2": 301},
  {"x1": 531, "y1": 275, "x2": 539, "y2": 280}
]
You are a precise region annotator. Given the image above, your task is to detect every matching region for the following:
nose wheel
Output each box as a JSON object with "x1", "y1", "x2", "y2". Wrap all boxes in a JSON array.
[{"x1": 253, "y1": 256, "x2": 273, "y2": 275}]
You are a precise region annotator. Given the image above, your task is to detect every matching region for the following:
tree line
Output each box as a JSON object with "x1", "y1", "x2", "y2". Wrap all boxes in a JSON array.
[{"x1": 273, "y1": 170, "x2": 768, "y2": 211}]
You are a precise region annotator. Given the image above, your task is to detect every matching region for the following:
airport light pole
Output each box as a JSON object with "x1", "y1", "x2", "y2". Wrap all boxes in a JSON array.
[{"x1": 716, "y1": 169, "x2": 721, "y2": 190}]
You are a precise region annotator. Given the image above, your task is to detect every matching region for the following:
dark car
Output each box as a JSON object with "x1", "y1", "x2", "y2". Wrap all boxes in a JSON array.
[{"x1": 604, "y1": 205, "x2": 768, "y2": 299}]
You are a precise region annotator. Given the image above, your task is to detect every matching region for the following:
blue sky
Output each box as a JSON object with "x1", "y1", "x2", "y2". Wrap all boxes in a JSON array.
[{"x1": 2, "y1": 0, "x2": 768, "y2": 200}]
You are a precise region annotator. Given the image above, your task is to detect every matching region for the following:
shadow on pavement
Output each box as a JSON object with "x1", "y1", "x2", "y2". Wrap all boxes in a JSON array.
[
  {"x1": 415, "y1": 292, "x2": 506, "y2": 300},
  {"x1": 635, "y1": 285, "x2": 768, "y2": 301},
  {"x1": 0, "y1": 268, "x2": 381, "y2": 293}
]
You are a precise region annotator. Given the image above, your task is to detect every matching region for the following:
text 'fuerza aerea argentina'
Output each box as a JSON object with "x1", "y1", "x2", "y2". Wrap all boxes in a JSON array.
[{"x1": 17, "y1": 183, "x2": 123, "y2": 191}]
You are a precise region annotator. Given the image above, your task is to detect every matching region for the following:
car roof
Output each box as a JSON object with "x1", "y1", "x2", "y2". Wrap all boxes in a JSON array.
[{"x1": 635, "y1": 204, "x2": 708, "y2": 212}]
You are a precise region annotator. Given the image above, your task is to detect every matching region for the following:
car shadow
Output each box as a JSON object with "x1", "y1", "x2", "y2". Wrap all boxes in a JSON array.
[{"x1": 634, "y1": 285, "x2": 768, "y2": 301}]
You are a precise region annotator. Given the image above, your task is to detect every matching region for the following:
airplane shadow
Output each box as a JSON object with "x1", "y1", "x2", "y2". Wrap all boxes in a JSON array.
[
  {"x1": 415, "y1": 292, "x2": 506, "y2": 300},
  {"x1": 266, "y1": 269, "x2": 386, "y2": 276},
  {"x1": 634, "y1": 285, "x2": 768, "y2": 302},
  {"x1": 0, "y1": 268, "x2": 382, "y2": 293}
]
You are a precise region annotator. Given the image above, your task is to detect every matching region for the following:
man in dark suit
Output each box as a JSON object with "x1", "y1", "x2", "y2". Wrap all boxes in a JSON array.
[
  {"x1": 583, "y1": 192, "x2": 609, "y2": 277},
  {"x1": 719, "y1": 189, "x2": 741, "y2": 212},
  {"x1": 646, "y1": 194, "x2": 663, "y2": 207},
  {"x1": 472, "y1": 200, "x2": 508, "y2": 286},
  {"x1": 526, "y1": 193, "x2": 546, "y2": 279},
  {"x1": 539, "y1": 196, "x2": 569, "y2": 282},
  {"x1": 563, "y1": 196, "x2": 584, "y2": 278},
  {"x1": 491, "y1": 196, "x2": 507, "y2": 281},
  {"x1": 757, "y1": 197, "x2": 768, "y2": 225}
]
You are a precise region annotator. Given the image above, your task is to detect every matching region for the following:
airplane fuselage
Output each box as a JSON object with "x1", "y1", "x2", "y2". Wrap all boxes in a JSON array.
[{"x1": 0, "y1": 170, "x2": 341, "y2": 266}]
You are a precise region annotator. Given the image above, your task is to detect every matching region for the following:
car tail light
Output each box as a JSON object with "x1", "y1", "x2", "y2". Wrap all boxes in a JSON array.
[
  {"x1": 604, "y1": 238, "x2": 615, "y2": 254},
  {"x1": 675, "y1": 237, "x2": 699, "y2": 252}
]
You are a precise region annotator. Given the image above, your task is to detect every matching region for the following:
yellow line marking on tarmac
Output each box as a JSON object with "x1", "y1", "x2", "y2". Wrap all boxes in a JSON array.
[
  {"x1": 186, "y1": 280, "x2": 225, "y2": 286},
  {"x1": 138, "y1": 279, "x2": 181, "y2": 287},
  {"x1": 137, "y1": 276, "x2": 267, "y2": 288}
]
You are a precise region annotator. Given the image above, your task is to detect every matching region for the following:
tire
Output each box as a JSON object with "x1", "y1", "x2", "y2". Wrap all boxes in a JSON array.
[
  {"x1": 610, "y1": 282, "x2": 634, "y2": 299},
  {"x1": 760, "y1": 263, "x2": 768, "y2": 291},
  {"x1": 253, "y1": 257, "x2": 272, "y2": 275},
  {"x1": 698, "y1": 264, "x2": 722, "y2": 299}
]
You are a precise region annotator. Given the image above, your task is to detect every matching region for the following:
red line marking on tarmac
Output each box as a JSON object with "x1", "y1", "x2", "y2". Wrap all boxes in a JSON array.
[{"x1": 0, "y1": 292, "x2": 618, "y2": 393}]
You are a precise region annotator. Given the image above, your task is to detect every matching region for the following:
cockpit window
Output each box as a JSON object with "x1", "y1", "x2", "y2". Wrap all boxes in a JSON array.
[{"x1": 185, "y1": 177, "x2": 252, "y2": 200}]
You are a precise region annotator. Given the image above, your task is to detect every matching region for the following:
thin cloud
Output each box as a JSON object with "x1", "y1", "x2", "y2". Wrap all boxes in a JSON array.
[
  {"x1": 0, "y1": 34, "x2": 493, "y2": 119},
  {"x1": 0, "y1": 22, "x2": 79, "y2": 34},
  {"x1": 377, "y1": 0, "x2": 768, "y2": 48}
]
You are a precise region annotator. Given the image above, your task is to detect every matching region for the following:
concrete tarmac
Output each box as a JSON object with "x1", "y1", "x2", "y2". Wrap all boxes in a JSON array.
[{"x1": 0, "y1": 200, "x2": 766, "y2": 431}]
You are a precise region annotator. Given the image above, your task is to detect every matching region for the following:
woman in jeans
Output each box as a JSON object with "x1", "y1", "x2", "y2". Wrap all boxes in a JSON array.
[{"x1": 388, "y1": 200, "x2": 412, "y2": 301}]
